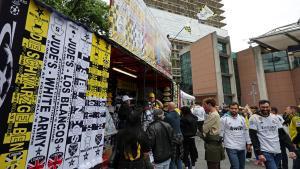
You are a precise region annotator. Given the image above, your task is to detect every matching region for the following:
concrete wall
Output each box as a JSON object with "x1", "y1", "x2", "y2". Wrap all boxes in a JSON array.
[
  {"x1": 237, "y1": 48, "x2": 261, "y2": 106},
  {"x1": 291, "y1": 67, "x2": 300, "y2": 105},
  {"x1": 191, "y1": 33, "x2": 218, "y2": 98},
  {"x1": 265, "y1": 71, "x2": 296, "y2": 112}
]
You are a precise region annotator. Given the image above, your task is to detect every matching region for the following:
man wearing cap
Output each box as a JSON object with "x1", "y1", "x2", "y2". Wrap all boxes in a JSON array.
[
  {"x1": 117, "y1": 95, "x2": 133, "y2": 129},
  {"x1": 147, "y1": 92, "x2": 163, "y2": 110},
  {"x1": 142, "y1": 92, "x2": 163, "y2": 130}
]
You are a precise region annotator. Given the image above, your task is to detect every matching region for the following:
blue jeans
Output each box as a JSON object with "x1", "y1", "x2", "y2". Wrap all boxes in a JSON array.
[
  {"x1": 262, "y1": 152, "x2": 282, "y2": 169},
  {"x1": 155, "y1": 158, "x2": 171, "y2": 169},
  {"x1": 169, "y1": 159, "x2": 182, "y2": 169},
  {"x1": 226, "y1": 148, "x2": 245, "y2": 169}
]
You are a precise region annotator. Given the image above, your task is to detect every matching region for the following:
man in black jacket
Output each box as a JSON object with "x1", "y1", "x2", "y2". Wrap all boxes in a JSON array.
[
  {"x1": 147, "y1": 109, "x2": 174, "y2": 169},
  {"x1": 180, "y1": 106, "x2": 198, "y2": 169},
  {"x1": 249, "y1": 100, "x2": 297, "y2": 169}
]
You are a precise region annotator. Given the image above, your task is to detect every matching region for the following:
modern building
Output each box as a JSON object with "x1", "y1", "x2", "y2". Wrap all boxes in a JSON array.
[
  {"x1": 144, "y1": 0, "x2": 226, "y2": 28},
  {"x1": 149, "y1": 7, "x2": 228, "y2": 83},
  {"x1": 179, "y1": 32, "x2": 238, "y2": 105},
  {"x1": 237, "y1": 21, "x2": 300, "y2": 112}
]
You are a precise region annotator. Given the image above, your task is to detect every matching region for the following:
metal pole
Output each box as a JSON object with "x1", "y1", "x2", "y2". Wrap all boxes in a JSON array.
[{"x1": 171, "y1": 27, "x2": 185, "y2": 41}]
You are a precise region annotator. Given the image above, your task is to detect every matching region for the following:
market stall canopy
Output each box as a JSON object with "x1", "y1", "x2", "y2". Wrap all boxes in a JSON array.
[
  {"x1": 180, "y1": 90, "x2": 195, "y2": 100},
  {"x1": 250, "y1": 21, "x2": 300, "y2": 51},
  {"x1": 180, "y1": 90, "x2": 195, "y2": 107}
]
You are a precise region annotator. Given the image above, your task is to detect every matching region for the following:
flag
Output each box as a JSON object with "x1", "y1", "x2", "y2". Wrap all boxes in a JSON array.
[
  {"x1": 184, "y1": 26, "x2": 191, "y2": 34},
  {"x1": 197, "y1": 5, "x2": 214, "y2": 21}
]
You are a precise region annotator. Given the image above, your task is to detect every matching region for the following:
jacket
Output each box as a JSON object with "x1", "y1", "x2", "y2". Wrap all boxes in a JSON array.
[
  {"x1": 113, "y1": 127, "x2": 150, "y2": 169},
  {"x1": 204, "y1": 134, "x2": 225, "y2": 162},
  {"x1": 165, "y1": 111, "x2": 182, "y2": 135},
  {"x1": 146, "y1": 120, "x2": 174, "y2": 163},
  {"x1": 180, "y1": 114, "x2": 198, "y2": 138}
]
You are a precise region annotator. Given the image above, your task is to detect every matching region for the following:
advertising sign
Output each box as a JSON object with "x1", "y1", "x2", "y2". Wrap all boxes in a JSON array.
[{"x1": 110, "y1": 0, "x2": 172, "y2": 79}]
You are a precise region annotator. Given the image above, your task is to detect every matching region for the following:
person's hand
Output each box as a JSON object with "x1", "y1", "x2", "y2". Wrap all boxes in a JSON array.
[
  {"x1": 258, "y1": 155, "x2": 266, "y2": 163},
  {"x1": 288, "y1": 152, "x2": 297, "y2": 159},
  {"x1": 246, "y1": 144, "x2": 252, "y2": 152}
]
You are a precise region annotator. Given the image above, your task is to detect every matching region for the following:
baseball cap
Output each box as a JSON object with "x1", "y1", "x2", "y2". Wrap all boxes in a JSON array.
[
  {"x1": 148, "y1": 92, "x2": 155, "y2": 98},
  {"x1": 122, "y1": 95, "x2": 133, "y2": 102}
]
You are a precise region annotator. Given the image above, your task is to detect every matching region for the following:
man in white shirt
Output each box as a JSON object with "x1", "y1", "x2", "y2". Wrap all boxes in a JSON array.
[
  {"x1": 220, "y1": 102, "x2": 251, "y2": 169},
  {"x1": 249, "y1": 100, "x2": 297, "y2": 169},
  {"x1": 192, "y1": 102, "x2": 206, "y2": 133}
]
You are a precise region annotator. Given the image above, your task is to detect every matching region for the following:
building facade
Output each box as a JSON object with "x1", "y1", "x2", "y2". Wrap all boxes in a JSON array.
[
  {"x1": 237, "y1": 47, "x2": 300, "y2": 112},
  {"x1": 180, "y1": 32, "x2": 238, "y2": 105},
  {"x1": 236, "y1": 21, "x2": 300, "y2": 111},
  {"x1": 148, "y1": 7, "x2": 228, "y2": 83},
  {"x1": 144, "y1": 0, "x2": 226, "y2": 28}
]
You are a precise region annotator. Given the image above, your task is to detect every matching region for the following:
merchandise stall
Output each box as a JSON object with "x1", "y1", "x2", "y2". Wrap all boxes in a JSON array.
[{"x1": 100, "y1": 0, "x2": 174, "y2": 167}]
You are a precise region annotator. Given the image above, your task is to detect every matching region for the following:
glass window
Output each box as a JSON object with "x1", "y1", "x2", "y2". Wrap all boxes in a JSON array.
[
  {"x1": 222, "y1": 76, "x2": 231, "y2": 95},
  {"x1": 294, "y1": 57, "x2": 300, "y2": 68},
  {"x1": 273, "y1": 51, "x2": 289, "y2": 71},
  {"x1": 220, "y1": 57, "x2": 229, "y2": 74},
  {"x1": 217, "y1": 42, "x2": 227, "y2": 53},
  {"x1": 262, "y1": 51, "x2": 289, "y2": 73},
  {"x1": 224, "y1": 96, "x2": 232, "y2": 105},
  {"x1": 180, "y1": 52, "x2": 193, "y2": 94},
  {"x1": 262, "y1": 53, "x2": 275, "y2": 72}
]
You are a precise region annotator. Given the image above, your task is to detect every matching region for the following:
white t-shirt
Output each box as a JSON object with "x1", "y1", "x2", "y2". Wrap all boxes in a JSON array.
[
  {"x1": 220, "y1": 114, "x2": 251, "y2": 150},
  {"x1": 249, "y1": 113, "x2": 283, "y2": 154},
  {"x1": 193, "y1": 105, "x2": 206, "y2": 121}
]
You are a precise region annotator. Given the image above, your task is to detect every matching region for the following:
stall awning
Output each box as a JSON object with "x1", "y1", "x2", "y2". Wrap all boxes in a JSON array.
[
  {"x1": 180, "y1": 90, "x2": 195, "y2": 100},
  {"x1": 250, "y1": 21, "x2": 300, "y2": 51}
]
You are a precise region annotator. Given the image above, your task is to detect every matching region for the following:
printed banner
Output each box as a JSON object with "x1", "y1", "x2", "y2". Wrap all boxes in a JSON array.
[
  {"x1": 25, "y1": 11, "x2": 63, "y2": 169},
  {"x1": 110, "y1": 0, "x2": 172, "y2": 79},
  {"x1": 0, "y1": 0, "x2": 46, "y2": 168},
  {"x1": 0, "y1": 0, "x2": 111, "y2": 168},
  {"x1": 46, "y1": 19, "x2": 80, "y2": 169},
  {"x1": 64, "y1": 27, "x2": 92, "y2": 169}
]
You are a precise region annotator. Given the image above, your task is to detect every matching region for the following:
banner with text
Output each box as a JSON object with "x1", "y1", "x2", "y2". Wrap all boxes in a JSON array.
[{"x1": 0, "y1": 0, "x2": 110, "y2": 168}]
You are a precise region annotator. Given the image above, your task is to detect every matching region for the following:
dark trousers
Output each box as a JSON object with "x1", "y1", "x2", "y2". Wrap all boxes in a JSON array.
[
  {"x1": 182, "y1": 137, "x2": 198, "y2": 168},
  {"x1": 197, "y1": 121, "x2": 204, "y2": 133},
  {"x1": 279, "y1": 141, "x2": 288, "y2": 169},
  {"x1": 293, "y1": 148, "x2": 300, "y2": 169},
  {"x1": 207, "y1": 161, "x2": 220, "y2": 169},
  {"x1": 226, "y1": 148, "x2": 245, "y2": 169}
]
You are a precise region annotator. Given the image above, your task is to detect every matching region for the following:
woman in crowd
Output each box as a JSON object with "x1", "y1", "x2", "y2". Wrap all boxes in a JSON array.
[
  {"x1": 110, "y1": 108, "x2": 151, "y2": 169},
  {"x1": 180, "y1": 106, "x2": 198, "y2": 169}
]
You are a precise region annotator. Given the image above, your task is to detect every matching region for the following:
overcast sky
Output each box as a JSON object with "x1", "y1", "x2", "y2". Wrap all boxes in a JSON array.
[{"x1": 222, "y1": 0, "x2": 300, "y2": 52}]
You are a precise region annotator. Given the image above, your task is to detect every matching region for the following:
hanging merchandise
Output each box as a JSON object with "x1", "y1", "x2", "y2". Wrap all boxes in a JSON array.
[
  {"x1": 162, "y1": 86, "x2": 172, "y2": 103},
  {"x1": 0, "y1": 0, "x2": 111, "y2": 168}
]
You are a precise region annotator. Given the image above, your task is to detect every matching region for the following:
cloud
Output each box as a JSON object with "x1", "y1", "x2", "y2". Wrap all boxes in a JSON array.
[{"x1": 222, "y1": 0, "x2": 300, "y2": 52}]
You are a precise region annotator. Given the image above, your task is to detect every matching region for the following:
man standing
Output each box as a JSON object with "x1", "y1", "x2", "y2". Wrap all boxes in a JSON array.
[
  {"x1": 165, "y1": 102, "x2": 183, "y2": 169},
  {"x1": 117, "y1": 95, "x2": 133, "y2": 129},
  {"x1": 249, "y1": 100, "x2": 297, "y2": 169},
  {"x1": 220, "y1": 102, "x2": 251, "y2": 169},
  {"x1": 192, "y1": 102, "x2": 206, "y2": 134},
  {"x1": 143, "y1": 92, "x2": 163, "y2": 130},
  {"x1": 202, "y1": 98, "x2": 224, "y2": 169},
  {"x1": 147, "y1": 109, "x2": 174, "y2": 169},
  {"x1": 288, "y1": 106, "x2": 300, "y2": 169}
]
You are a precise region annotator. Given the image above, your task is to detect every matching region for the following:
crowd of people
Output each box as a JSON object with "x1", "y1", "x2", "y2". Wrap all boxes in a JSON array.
[{"x1": 108, "y1": 93, "x2": 300, "y2": 169}]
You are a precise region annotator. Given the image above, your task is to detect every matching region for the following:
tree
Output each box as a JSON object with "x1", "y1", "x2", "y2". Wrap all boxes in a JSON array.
[{"x1": 40, "y1": 0, "x2": 110, "y2": 34}]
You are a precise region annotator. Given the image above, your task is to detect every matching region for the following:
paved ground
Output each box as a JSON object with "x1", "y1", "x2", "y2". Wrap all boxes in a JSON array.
[{"x1": 194, "y1": 137, "x2": 293, "y2": 169}]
